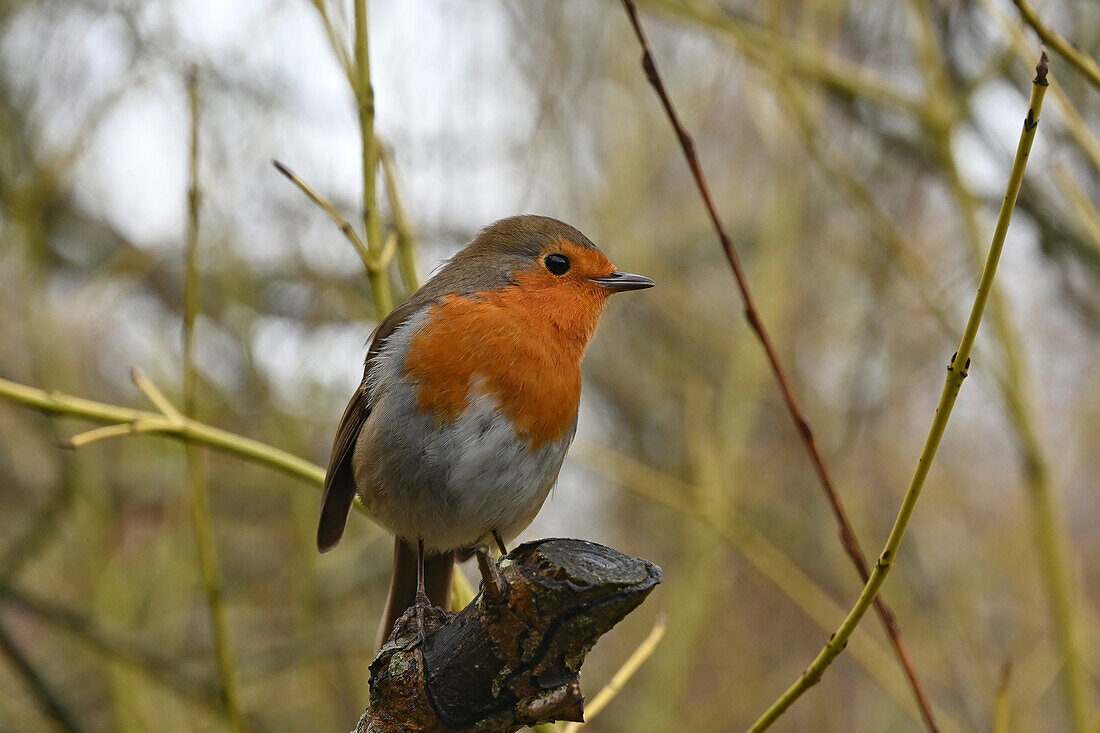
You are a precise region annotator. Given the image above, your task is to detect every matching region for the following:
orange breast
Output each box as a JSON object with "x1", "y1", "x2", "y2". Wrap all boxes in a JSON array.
[{"x1": 404, "y1": 276, "x2": 607, "y2": 448}]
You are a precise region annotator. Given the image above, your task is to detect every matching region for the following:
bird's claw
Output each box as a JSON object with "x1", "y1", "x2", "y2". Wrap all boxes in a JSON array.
[{"x1": 392, "y1": 594, "x2": 450, "y2": 650}]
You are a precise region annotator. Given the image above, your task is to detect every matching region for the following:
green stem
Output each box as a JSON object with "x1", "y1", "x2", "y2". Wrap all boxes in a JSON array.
[
  {"x1": 271, "y1": 159, "x2": 378, "y2": 275},
  {"x1": 925, "y1": 27, "x2": 1092, "y2": 726},
  {"x1": 379, "y1": 144, "x2": 421, "y2": 292},
  {"x1": 0, "y1": 376, "x2": 325, "y2": 484},
  {"x1": 948, "y1": 150, "x2": 1091, "y2": 730},
  {"x1": 747, "y1": 54, "x2": 1049, "y2": 732},
  {"x1": 353, "y1": 0, "x2": 393, "y2": 317},
  {"x1": 581, "y1": 442, "x2": 968, "y2": 733},
  {"x1": 183, "y1": 70, "x2": 246, "y2": 733}
]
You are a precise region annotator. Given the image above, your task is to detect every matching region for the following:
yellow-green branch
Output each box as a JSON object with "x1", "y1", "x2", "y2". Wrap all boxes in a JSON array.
[
  {"x1": 747, "y1": 53, "x2": 1050, "y2": 732},
  {"x1": 0, "y1": 376, "x2": 325, "y2": 484},
  {"x1": 352, "y1": 0, "x2": 393, "y2": 316},
  {"x1": 379, "y1": 144, "x2": 421, "y2": 293},
  {"x1": 913, "y1": 3, "x2": 1094, "y2": 721}
]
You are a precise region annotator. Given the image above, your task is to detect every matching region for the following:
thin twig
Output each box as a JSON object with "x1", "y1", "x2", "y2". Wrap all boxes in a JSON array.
[
  {"x1": 131, "y1": 366, "x2": 183, "y2": 423},
  {"x1": 64, "y1": 421, "x2": 154, "y2": 449},
  {"x1": 271, "y1": 159, "x2": 379, "y2": 273},
  {"x1": 182, "y1": 69, "x2": 246, "y2": 733},
  {"x1": 1, "y1": 377, "x2": 325, "y2": 483},
  {"x1": 982, "y1": 0, "x2": 1100, "y2": 173},
  {"x1": 378, "y1": 143, "x2": 421, "y2": 292},
  {"x1": 748, "y1": 53, "x2": 1049, "y2": 731},
  {"x1": 1011, "y1": 0, "x2": 1100, "y2": 91},
  {"x1": 617, "y1": 3, "x2": 941, "y2": 729},
  {"x1": 309, "y1": 0, "x2": 356, "y2": 88},
  {"x1": 299, "y1": 0, "x2": 396, "y2": 310}
]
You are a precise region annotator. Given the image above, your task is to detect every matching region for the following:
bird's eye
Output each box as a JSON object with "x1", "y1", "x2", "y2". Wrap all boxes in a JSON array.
[{"x1": 544, "y1": 253, "x2": 571, "y2": 275}]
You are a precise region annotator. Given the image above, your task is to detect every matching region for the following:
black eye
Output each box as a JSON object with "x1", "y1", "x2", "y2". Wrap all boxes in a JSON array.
[{"x1": 544, "y1": 253, "x2": 570, "y2": 275}]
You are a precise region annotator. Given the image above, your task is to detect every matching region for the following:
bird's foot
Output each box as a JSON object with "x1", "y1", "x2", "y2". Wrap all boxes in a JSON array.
[{"x1": 392, "y1": 593, "x2": 450, "y2": 651}]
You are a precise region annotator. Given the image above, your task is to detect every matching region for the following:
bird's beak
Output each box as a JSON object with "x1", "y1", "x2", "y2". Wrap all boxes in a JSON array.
[{"x1": 589, "y1": 271, "x2": 655, "y2": 292}]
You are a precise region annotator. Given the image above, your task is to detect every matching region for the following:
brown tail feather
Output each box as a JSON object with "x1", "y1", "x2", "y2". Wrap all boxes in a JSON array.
[
  {"x1": 316, "y1": 475, "x2": 355, "y2": 553},
  {"x1": 375, "y1": 538, "x2": 455, "y2": 649}
]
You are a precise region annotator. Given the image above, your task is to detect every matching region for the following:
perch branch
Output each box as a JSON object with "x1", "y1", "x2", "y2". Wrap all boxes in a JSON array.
[
  {"x1": 357, "y1": 539, "x2": 661, "y2": 733},
  {"x1": 618, "y1": 2, "x2": 939, "y2": 728}
]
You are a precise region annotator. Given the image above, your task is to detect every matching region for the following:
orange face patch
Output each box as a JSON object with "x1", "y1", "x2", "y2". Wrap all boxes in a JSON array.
[{"x1": 404, "y1": 239, "x2": 616, "y2": 447}]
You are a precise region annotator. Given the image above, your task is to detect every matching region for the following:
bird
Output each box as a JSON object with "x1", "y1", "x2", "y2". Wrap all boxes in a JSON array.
[{"x1": 317, "y1": 214, "x2": 653, "y2": 645}]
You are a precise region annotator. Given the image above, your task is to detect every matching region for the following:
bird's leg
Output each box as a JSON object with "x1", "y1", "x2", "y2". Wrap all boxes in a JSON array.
[
  {"x1": 475, "y1": 544, "x2": 505, "y2": 600},
  {"x1": 491, "y1": 529, "x2": 508, "y2": 557},
  {"x1": 414, "y1": 538, "x2": 432, "y2": 644},
  {"x1": 390, "y1": 539, "x2": 449, "y2": 650}
]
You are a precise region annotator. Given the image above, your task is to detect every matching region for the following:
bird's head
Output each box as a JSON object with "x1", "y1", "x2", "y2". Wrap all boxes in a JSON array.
[{"x1": 435, "y1": 215, "x2": 653, "y2": 348}]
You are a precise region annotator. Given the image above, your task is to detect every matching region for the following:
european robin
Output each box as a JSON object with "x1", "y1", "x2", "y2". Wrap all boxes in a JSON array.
[{"x1": 317, "y1": 215, "x2": 653, "y2": 645}]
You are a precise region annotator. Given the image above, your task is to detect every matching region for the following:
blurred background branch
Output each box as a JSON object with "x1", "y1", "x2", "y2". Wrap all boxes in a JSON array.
[
  {"x1": 1012, "y1": 0, "x2": 1100, "y2": 90},
  {"x1": 181, "y1": 69, "x2": 247, "y2": 732}
]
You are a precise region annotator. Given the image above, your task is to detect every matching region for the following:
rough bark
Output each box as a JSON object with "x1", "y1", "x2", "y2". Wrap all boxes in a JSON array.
[{"x1": 356, "y1": 538, "x2": 662, "y2": 733}]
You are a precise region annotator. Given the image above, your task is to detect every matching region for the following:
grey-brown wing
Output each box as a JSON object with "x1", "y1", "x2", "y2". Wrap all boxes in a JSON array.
[{"x1": 316, "y1": 292, "x2": 439, "y2": 553}]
